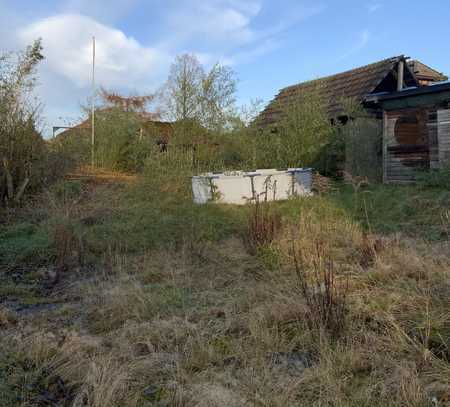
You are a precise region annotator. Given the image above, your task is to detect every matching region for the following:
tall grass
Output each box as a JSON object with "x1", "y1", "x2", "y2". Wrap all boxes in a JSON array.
[
  {"x1": 291, "y1": 242, "x2": 348, "y2": 338},
  {"x1": 241, "y1": 198, "x2": 282, "y2": 255}
]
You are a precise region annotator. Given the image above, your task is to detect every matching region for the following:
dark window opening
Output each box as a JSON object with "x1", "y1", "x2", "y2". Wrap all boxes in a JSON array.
[{"x1": 337, "y1": 115, "x2": 349, "y2": 125}]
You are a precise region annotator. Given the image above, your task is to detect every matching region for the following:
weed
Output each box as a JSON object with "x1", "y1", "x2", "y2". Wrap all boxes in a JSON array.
[
  {"x1": 311, "y1": 172, "x2": 336, "y2": 195},
  {"x1": 290, "y1": 242, "x2": 348, "y2": 338},
  {"x1": 358, "y1": 231, "x2": 384, "y2": 268},
  {"x1": 51, "y1": 222, "x2": 84, "y2": 281},
  {"x1": 242, "y1": 198, "x2": 282, "y2": 255}
]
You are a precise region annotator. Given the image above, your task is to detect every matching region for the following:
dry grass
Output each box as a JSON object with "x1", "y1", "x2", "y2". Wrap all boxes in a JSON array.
[
  {"x1": 1, "y1": 180, "x2": 449, "y2": 407},
  {"x1": 241, "y1": 199, "x2": 282, "y2": 255},
  {"x1": 66, "y1": 165, "x2": 138, "y2": 185},
  {"x1": 291, "y1": 243, "x2": 348, "y2": 338}
]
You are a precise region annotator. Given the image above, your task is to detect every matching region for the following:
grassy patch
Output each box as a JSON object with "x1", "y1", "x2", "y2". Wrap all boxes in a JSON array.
[
  {"x1": 332, "y1": 184, "x2": 447, "y2": 239},
  {"x1": 0, "y1": 222, "x2": 50, "y2": 266},
  {"x1": 270, "y1": 183, "x2": 447, "y2": 240},
  {"x1": 85, "y1": 274, "x2": 193, "y2": 334},
  {"x1": 85, "y1": 182, "x2": 243, "y2": 253}
]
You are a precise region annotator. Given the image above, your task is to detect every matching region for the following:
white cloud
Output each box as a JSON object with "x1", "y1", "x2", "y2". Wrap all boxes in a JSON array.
[
  {"x1": 166, "y1": 1, "x2": 261, "y2": 47},
  {"x1": 367, "y1": 3, "x2": 382, "y2": 13},
  {"x1": 165, "y1": 1, "x2": 324, "y2": 67},
  {"x1": 165, "y1": 0, "x2": 323, "y2": 50},
  {"x1": 338, "y1": 29, "x2": 371, "y2": 61},
  {"x1": 226, "y1": 38, "x2": 280, "y2": 66},
  {"x1": 359, "y1": 30, "x2": 371, "y2": 47},
  {"x1": 20, "y1": 14, "x2": 171, "y2": 90}
]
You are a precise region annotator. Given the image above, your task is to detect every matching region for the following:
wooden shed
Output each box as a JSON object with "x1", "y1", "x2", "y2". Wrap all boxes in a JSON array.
[
  {"x1": 366, "y1": 82, "x2": 450, "y2": 183},
  {"x1": 257, "y1": 55, "x2": 448, "y2": 183}
]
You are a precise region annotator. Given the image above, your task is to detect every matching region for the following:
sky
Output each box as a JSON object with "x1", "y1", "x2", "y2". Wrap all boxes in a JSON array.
[{"x1": 1, "y1": 0, "x2": 450, "y2": 136}]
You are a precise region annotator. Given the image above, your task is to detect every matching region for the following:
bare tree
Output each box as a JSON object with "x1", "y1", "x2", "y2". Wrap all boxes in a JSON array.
[
  {"x1": 201, "y1": 63, "x2": 236, "y2": 132},
  {"x1": 161, "y1": 54, "x2": 237, "y2": 132},
  {"x1": 99, "y1": 87, "x2": 155, "y2": 113},
  {"x1": 162, "y1": 54, "x2": 204, "y2": 122}
]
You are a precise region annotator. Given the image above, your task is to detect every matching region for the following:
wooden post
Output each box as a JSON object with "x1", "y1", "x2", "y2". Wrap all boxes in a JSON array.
[
  {"x1": 382, "y1": 110, "x2": 388, "y2": 184},
  {"x1": 397, "y1": 59, "x2": 404, "y2": 91}
]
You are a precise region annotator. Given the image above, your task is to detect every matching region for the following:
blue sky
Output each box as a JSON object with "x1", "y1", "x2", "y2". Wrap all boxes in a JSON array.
[{"x1": 1, "y1": 0, "x2": 450, "y2": 135}]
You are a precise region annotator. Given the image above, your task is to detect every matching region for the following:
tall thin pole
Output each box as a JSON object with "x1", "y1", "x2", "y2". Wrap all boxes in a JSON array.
[{"x1": 91, "y1": 36, "x2": 96, "y2": 168}]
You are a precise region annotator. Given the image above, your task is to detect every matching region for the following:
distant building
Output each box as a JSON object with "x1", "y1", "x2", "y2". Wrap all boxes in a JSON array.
[{"x1": 54, "y1": 109, "x2": 174, "y2": 150}]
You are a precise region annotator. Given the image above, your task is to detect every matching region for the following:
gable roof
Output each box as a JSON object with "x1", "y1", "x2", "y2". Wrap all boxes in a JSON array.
[
  {"x1": 407, "y1": 60, "x2": 447, "y2": 82},
  {"x1": 258, "y1": 56, "x2": 418, "y2": 126}
]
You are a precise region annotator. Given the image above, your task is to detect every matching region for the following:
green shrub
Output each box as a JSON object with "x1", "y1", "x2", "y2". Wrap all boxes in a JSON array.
[
  {"x1": 416, "y1": 166, "x2": 450, "y2": 189},
  {"x1": 94, "y1": 108, "x2": 155, "y2": 172},
  {"x1": 344, "y1": 117, "x2": 382, "y2": 182},
  {"x1": 269, "y1": 82, "x2": 334, "y2": 168}
]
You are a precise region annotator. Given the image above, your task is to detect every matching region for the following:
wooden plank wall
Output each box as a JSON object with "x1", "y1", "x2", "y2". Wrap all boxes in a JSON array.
[
  {"x1": 384, "y1": 109, "x2": 429, "y2": 183},
  {"x1": 438, "y1": 109, "x2": 450, "y2": 166},
  {"x1": 427, "y1": 110, "x2": 439, "y2": 169}
]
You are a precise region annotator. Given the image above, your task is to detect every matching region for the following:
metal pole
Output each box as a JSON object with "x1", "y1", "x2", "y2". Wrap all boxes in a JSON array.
[{"x1": 91, "y1": 36, "x2": 96, "y2": 167}]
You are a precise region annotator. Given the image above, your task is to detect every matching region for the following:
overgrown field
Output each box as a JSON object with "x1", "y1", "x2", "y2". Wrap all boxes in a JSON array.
[{"x1": 0, "y1": 169, "x2": 449, "y2": 406}]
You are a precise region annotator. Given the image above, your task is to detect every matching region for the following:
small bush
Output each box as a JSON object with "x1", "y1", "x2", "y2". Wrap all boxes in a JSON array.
[
  {"x1": 271, "y1": 82, "x2": 334, "y2": 168},
  {"x1": 290, "y1": 243, "x2": 348, "y2": 339},
  {"x1": 242, "y1": 199, "x2": 282, "y2": 255}
]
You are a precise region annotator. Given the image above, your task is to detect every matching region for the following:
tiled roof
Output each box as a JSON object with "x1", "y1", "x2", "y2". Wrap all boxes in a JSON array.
[
  {"x1": 258, "y1": 56, "x2": 407, "y2": 126},
  {"x1": 407, "y1": 60, "x2": 447, "y2": 82}
]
